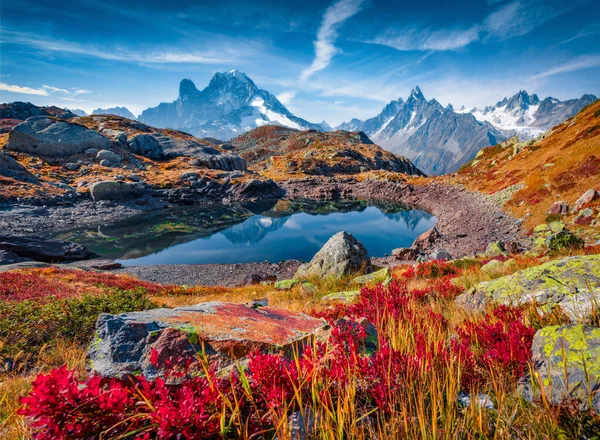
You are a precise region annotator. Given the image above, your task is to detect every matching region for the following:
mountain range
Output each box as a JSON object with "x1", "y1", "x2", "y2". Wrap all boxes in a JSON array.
[
  {"x1": 138, "y1": 70, "x2": 325, "y2": 141},
  {"x1": 92, "y1": 107, "x2": 136, "y2": 119},
  {"x1": 337, "y1": 88, "x2": 596, "y2": 174}
]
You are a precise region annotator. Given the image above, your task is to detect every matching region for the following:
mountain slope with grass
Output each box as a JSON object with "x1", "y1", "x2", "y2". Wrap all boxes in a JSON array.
[{"x1": 453, "y1": 99, "x2": 600, "y2": 241}]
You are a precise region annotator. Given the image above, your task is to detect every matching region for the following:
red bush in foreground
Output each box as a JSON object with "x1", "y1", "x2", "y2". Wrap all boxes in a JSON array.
[{"x1": 19, "y1": 281, "x2": 536, "y2": 439}]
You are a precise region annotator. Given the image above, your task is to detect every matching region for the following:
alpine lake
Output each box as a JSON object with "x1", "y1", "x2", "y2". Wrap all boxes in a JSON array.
[{"x1": 55, "y1": 199, "x2": 437, "y2": 265}]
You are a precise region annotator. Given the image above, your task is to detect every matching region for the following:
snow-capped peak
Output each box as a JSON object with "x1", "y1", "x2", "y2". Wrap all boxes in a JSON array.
[{"x1": 409, "y1": 86, "x2": 425, "y2": 101}]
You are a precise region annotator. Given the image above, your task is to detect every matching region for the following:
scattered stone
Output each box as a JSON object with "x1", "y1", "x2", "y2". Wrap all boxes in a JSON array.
[
  {"x1": 127, "y1": 134, "x2": 164, "y2": 160},
  {"x1": 241, "y1": 272, "x2": 276, "y2": 286},
  {"x1": 6, "y1": 116, "x2": 111, "y2": 156},
  {"x1": 96, "y1": 149, "x2": 122, "y2": 164},
  {"x1": 353, "y1": 267, "x2": 391, "y2": 285},
  {"x1": 428, "y1": 249, "x2": 452, "y2": 261},
  {"x1": 99, "y1": 159, "x2": 114, "y2": 167},
  {"x1": 321, "y1": 290, "x2": 360, "y2": 303},
  {"x1": 520, "y1": 325, "x2": 600, "y2": 413},
  {"x1": 0, "y1": 151, "x2": 37, "y2": 183},
  {"x1": 89, "y1": 180, "x2": 145, "y2": 202},
  {"x1": 127, "y1": 174, "x2": 141, "y2": 182},
  {"x1": 87, "y1": 302, "x2": 326, "y2": 378},
  {"x1": 548, "y1": 221, "x2": 565, "y2": 233},
  {"x1": 413, "y1": 226, "x2": 440, "y2": 249},
  {"x1": 456, "y1": 255, "x2": 600, "y2": 323},
  {"x1": 457, "y1": 392, "x2": 494, "y2": 410},
  {"x1": 180, "y1": 172, "x2": 199, "y2": 181},
  {"x1": 391, "y1": 245, "x2": 420, "y2": 260},
  {"x1": 84, "y1": 148, "x2": 99, "y2": 155},
  {"x1": 484, "y1": 241, "x2": 507, "y2": 257},
  {"x1": 0, "y1": 235, "x2": 91, "y2": 262},
  {"x1": 295, "y1": 231, "x2": 371, "y2": 279},
  {"x1": 274, "y1": 279, "x2": 300, "y2": 290},
  {"x1": 64, "y1": 162, "x2": 80, "y2": 171},
  {"x1": 572, "y1": 189, "x2": 599, "y2": 212},
  {"x1": 548, "y1": 201, "x2": 569, "y2": 215},
  {"x1": 480, "y1": 259, "x2": 504, "y2": 275}
]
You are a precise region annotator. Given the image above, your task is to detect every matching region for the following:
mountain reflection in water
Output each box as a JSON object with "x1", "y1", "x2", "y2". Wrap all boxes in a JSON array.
[{"x1": 56, "y1": 199, "x2": 436, "y2": 265}]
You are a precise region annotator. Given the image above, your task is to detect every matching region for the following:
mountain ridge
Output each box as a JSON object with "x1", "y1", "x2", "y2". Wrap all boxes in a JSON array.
[{"x1": 138, "y1": 70, "x2": 323, "y2": 141}]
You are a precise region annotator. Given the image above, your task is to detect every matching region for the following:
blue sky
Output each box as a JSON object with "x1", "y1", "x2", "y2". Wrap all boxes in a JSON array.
[{"x1": 1, "y1": 0, "x2": 599, "y2": 125}]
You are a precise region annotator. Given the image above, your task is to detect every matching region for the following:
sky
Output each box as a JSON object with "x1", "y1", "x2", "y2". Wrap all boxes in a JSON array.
[{"x1": 1, "y1": 0, "x2": 599, "y2": 126}]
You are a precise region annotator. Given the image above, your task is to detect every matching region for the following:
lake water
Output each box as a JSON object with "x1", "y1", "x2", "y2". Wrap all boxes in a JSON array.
[{"x1": 57, "y1": 200, "x2": 436, "y2": 265}]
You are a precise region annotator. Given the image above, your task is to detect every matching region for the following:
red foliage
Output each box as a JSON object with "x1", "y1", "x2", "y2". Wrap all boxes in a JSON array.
[
  {"x1": 0, "y1": 268, "x2": 165, "y2": 302},
  {"x1": 451, "y1": 305, "x2": 536, "y2": 388}
]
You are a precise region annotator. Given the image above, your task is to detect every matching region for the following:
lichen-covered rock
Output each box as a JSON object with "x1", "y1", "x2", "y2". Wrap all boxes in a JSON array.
[
  {"x1": 89, "y1": 180, "x2": 145, "y2": 202},
  {"x1": 321, "y1": 290, "x2": 360, "y2": 303},
  {"x1": 484, "y1": 241, "x2": 507, "y2": 257},
  {"x1": 295, "y1": 231, "x2": 371, "y2": 279},
  {"x1": 456, "y1": 255, "x2": 600, "y2": 322},
  {"x1": 520, "y1": 325, "x2": 600, "y2": 412},
  {"x1": 353, "y1": 267, "x2": 391, "y2": 285},
  {"x1": 274, "y1": 279, "x2": 300, "y2": 290},
  {"x1": 127, "y1": 134, "x2": 164, "y2": 160},
  {"x1": 480, "y1": 259, "x2": 503, "y2": 275},
  {"x1": 87, "y1": 302, "x2": 326, "y2": 379},
  {"x1": 6, "y1": 116, "x2": 111, "y2": 156}
]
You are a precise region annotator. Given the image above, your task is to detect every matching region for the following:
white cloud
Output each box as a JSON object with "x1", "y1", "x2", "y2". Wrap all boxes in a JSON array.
[
  {"x1": 372, "y1": 26, "x2": 480, "y2": 51},
  {"x1": 299, "y1": 0, "x2": 365, "y2": 81},
  {"x1": 0, "y1": 82, "x2": 49, "y2": 96},
  {"x1": 43, "y1": 85, "x2": 70, "y2": 94},
  {"x1": 276, "y1": 90, "x2": 296, "y2": 105},
  {"x1": 2, "y1": 29, "x2": 238, "y2": 64},
  {"x1": 72, "y1": 88, "x2": 92, "y2": 95},
  {"x1": 531, "y1": 55, "x2": 600, "y2": 79}
]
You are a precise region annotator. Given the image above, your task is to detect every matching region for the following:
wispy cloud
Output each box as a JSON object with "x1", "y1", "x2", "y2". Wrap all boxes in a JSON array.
[
  {"x1": 0, "y1": 82, "x2": 49, "y2": 96},
  {"x1": 371, "y1": 0, "x2": 586, "y2": 53},
  {"x1": 71, "y1": 88, "x2": 92, "y2": 95},
  {"x1": 299, "y1": 0, "x2": 365, "y2": 81},
  {"x1": 42, "y1": 84, "x2": 70, "y2": 94},
  {"x1": 531, "y1": 55, "x2": 600, "y2": 79},
  {"x1": 372, "y1": 26, "x2": 480, "y2": 51},
  {"x1": 2, "y1": 29, "x2": 238, "y2": 64}
]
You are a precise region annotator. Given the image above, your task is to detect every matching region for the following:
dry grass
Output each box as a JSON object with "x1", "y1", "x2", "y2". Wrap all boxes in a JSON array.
[{"x1": 0, "y1": 341, "x2": 87, "y2": 440}]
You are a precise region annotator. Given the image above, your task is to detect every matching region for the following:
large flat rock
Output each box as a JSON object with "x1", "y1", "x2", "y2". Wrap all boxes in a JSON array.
[{"x1": 88, "y1": 301, "x2": 326, "y2": 378}]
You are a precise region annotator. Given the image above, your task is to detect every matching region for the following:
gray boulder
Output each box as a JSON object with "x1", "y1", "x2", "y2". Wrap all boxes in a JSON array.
[
  {"x1": 295, "y1": 231, "x2": 371, "y2": 279},
  {"x1": 96, "y1": 149, "x2": 122, "y2": 163},
  {"x1": 520, "y1": 325, "x2": 600, "y2": 412},
  {"x1": 89, "y1": 180, "x2": 145, "y2": 202},
  {"x1": 101, "y1": 129, "x2": 127, "y2": 144},
  {"x1": 0, "y1": 235, "x2": 90, "y2": 262},
  {"x1": 87, "y1": 302, "x2": 326, "y2": 379},
  {"x1": 6, "y1": 116, "x2": 111, "y2": 156},
  {"x1": 0, "y1": 151, "x2": 37, "y2": 183},
  {"x1": 456, "y1": 255, "x2": 600, "y2": 322},
  {"x1": 126, "y1": 134, "x2": 164, "y2": 160},
  {"x1": 428, "y1": 249, "x2": 452, "y2": 261}
]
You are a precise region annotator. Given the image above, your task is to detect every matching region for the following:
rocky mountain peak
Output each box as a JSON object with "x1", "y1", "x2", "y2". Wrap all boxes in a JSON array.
[
  {"x1": 409, "y1": 86, "x2": 425, "y2": 102},
  {"x1": 179, "y1": 78, "x2": 199, "y2": 98}
]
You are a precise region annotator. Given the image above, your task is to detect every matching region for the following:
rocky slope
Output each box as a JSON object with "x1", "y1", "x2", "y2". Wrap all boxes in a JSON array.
[
  {"x1": 227, "y1": 126, "x2": 424, "y2": 179},
  {"x1": 0, "y1": 102, "x2": 77, "y2": 134},
  {"x1": 453, "y1": 99, "x2": 600, "y2": 241},
  {"x1": 338, "y1": 89, "x2": 596, "y2": 175},
  {"x1": 138, "y1": 70, "x2": 323, "y2": 140},
  {"x1": 0, "y1": 108, "x2": 282, "y2": 206}
]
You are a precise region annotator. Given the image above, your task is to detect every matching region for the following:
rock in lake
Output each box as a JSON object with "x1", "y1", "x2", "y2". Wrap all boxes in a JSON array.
[
  {"x1": 6, "y1": 116, "x2": 111, "y2": 157},
  {"x1": 89, "y1": 180, "x2": 145, "y2": 202},
  {"x1": 456, "y1": 255, "x2": 600, "y2": 322},
  {"x1": 295, "y1": 231, "x2": 372, "y2": 279},
  {"x1": 520, "y1": 325, "x2": 600, "y2": 412},
  {"x1": 87, "y1": 302, "x2": 326, "y2": 378}
]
